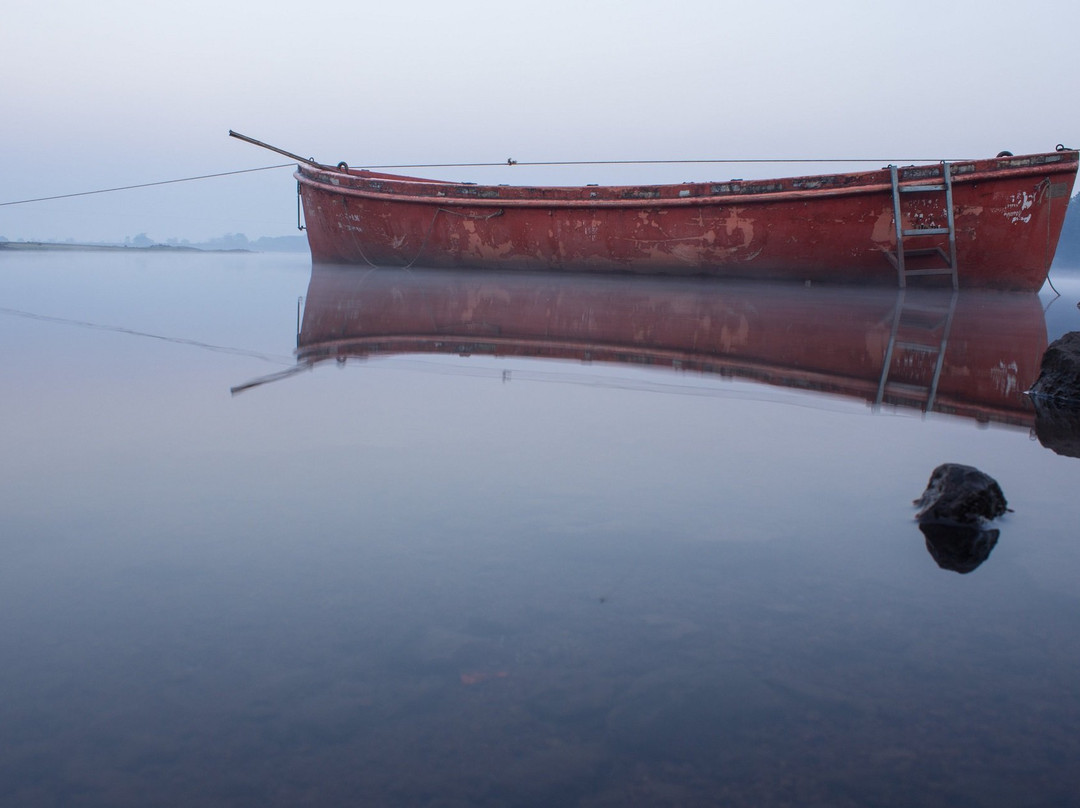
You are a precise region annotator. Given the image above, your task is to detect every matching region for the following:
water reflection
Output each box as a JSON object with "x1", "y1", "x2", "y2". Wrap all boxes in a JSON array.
[
  {"x1": 5, "y1": 253, "x2": 1080, "y2": 806},
  {"x1": 920, "y1": 523, "x2": 1001, "y2": 574},
  {"x1": 1031, "y1": 397, "x2": 1080, "y2": 457},
  {"x1": 293, "y1": 265, "x2": 1047, "y2": 428}
]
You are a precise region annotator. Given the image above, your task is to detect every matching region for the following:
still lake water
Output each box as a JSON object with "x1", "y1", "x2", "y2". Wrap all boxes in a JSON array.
[{"x1": 3, "y1": 249, "x2": 1080, "y2": 807}]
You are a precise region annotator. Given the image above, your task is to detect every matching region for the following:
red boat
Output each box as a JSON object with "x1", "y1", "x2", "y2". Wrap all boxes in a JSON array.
[
  {"x1": 256, "y1": 134, "x2": 1077, "y2": 291},
  {"x1": 288, "y1": 266, "x2": 1047, "y2": 429}
]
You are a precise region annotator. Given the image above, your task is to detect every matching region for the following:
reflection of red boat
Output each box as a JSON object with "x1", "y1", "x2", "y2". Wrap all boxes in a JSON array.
[
  {"x1": 288, "y1": 145, "x2": 1077, "y2": 291},
  {"x1": 295, "y1": 266, "x2": 1048, "y2": 428}
]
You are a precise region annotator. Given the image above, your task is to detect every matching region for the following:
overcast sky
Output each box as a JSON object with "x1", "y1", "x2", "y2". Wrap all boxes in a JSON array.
[{"x1": 2, "y1": 0, "x2": 1078, "y2": 243}]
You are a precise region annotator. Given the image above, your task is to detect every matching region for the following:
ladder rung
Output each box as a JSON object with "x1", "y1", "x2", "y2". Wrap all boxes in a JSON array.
[
  {"x1": 883, "y1": 382, "x2": 932, "y2": 396},
  {"x1": 902, "y1": 227, "x2": 951, "y2": 236},
  {"x1": 884, "y1": 253, "x2": 954, "y2": 270},
  {"x1": 888, "y1": 162, "x2": 958, "y2": 288},
  {"x1": 895, "y1": 342, "x2": 940, "y2": 353},
  {"x1": 900, "y1": 311, "x2": 952, "y2": 320},
  {"x1": 899, "y1": 318, "x2": 949, "y2": 330},
  {"x1": 903, "y1": 268, "x2": 956, "y2": 277},
  {"x1": 901, "y1": 247, "x2": 951, "y2": 262}
]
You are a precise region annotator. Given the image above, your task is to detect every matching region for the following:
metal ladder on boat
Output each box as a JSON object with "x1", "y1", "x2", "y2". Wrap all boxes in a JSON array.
[
  {"x1": 886, "y1": 163, "x2": 959, "y2": 289},
  {"x1": 874, "y1": 290, "x2": 958, "y2": 413}
]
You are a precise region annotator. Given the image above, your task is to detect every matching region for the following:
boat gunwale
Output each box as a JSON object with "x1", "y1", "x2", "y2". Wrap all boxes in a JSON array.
[{"x1": 296, "y1": 151, "x2": 1079, "y2": 210}]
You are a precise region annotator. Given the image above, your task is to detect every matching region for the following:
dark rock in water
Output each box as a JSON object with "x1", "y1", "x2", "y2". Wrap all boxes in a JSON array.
[
  {"x1": 1031, "y1": 397, "x2": 1080, "y2": 458},
  {"x1": 1028, "y1": 332, "x2": 1080, "y2": 457},
  {"x1": 920, "y1": 523, "x2": 1000, "y2": 574},
  {"x1": 1028, "y1": 331, "x2": 1080, "y2": 404},
  {"x1": 914, "y1": 463, "x2": 1008, "y2": 526}
]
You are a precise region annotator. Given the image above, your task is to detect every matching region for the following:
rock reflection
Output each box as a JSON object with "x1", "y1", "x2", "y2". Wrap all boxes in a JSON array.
[
  {"x1": 920, "y1": 523, "x2": 1000, "y2": 574},
  {"x1": 1032, "y1": 398, "x2": 1080, "y2": 458},
  {"x1": 1029, "y1": 331, "x2": 1080, "y2": 458},
  {"x1": 914, "y1": 463, "x2": 1008, "y2": 574}
]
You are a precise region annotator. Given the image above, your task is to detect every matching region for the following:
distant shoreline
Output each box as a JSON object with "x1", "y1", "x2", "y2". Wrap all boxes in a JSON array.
[{"x1": 0, "y1": 241, "x2": 253, "y2": 254}]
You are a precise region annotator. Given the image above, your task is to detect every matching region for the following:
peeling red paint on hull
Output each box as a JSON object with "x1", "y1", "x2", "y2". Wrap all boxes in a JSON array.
[{"x1": 296, "y1": 150, "x2": 1077, "y2": 291}]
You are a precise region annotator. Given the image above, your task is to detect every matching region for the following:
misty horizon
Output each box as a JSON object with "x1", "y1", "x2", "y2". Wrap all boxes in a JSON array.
[
  {"x1": 0, "y1": 230, "x2": 308, "y2": 252},
  {"x1": 4, "y1": 0, "x2": 1078, "y2": 244},
  {"x1": 5, "y1": 189, "x2": 1080, "y2": 263}
]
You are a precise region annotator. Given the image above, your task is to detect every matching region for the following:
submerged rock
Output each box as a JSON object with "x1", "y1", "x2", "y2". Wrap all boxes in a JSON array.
[
  {"x1": 920, "y1": 523, "x2": 1000, "y2": 574},
  {"x1": 914, "y1": 463, "x2": 1008, "y2": 526},
  {"x1": 914, "y1": 464, "x2": 1008, "y2": 574},
  {"x1": 1028, "y1": 331, "x2": 1080, "y2": 404}
]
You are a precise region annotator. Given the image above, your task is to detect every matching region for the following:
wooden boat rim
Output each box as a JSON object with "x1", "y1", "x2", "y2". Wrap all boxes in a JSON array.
[{"x1": 295, "y1": 150, "x2": 1079, "y2": 209}]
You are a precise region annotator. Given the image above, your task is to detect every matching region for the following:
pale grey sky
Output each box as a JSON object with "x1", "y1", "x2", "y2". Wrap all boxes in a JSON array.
[{"x1": 2, "y1": 0, "x2": 1077, "y2": 243}]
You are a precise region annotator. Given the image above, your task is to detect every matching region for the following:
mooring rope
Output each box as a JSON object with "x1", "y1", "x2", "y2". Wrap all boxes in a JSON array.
[
  {"x1": 0, "y1": 163, "x2": 294, "y2": 207},
  {"x1": 1, "y1": 155, "x2": 968, "y2": 209},
  {"x1": 0, "y1": 305, "x2": 294, "y2": 365}
]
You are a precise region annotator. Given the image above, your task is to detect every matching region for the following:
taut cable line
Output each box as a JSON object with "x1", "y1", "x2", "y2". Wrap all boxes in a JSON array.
[
  {"x1": 0, "y1": 305, "x2": 294, "y2": 365},
  {"x1": 228, "y1": 129, "x2": 967, "y2": 169},
  {"x1": 2, "y1": 131, "x2": 974, "y2": 209},
  {"x1": 0, "y1": 163, "x2": 294, "y2": 207},
  {"x1": 228, "y1": 130, "x2": 968, "y2": 171}
]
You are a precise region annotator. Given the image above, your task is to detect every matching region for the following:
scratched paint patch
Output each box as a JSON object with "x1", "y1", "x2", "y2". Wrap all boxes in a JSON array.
[
  {"x1": 1003, "y1": 191, "x2": 1035, "y2": 224},
  {"x1": 991, "y1": 360, "x2": 1021, "y2": 395}
]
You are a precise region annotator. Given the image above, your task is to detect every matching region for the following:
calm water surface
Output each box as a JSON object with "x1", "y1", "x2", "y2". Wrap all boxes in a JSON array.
[{"x1": 3, "y1": 251, "x2": 1080, "y2": 807}]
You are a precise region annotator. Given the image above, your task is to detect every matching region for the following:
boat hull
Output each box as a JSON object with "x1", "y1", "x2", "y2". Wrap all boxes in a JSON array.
[{"x1": 296, "y1": 151, "x2": 1077, "y2": 291}]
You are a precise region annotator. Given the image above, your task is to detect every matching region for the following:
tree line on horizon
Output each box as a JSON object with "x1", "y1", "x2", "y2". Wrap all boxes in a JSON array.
[
  {"x1": 1056, "y1": 193, "x2": 1080, "y2": 265},
  {"x1": 0, "y1": 232, "x2": 309, "y2": 252}
]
